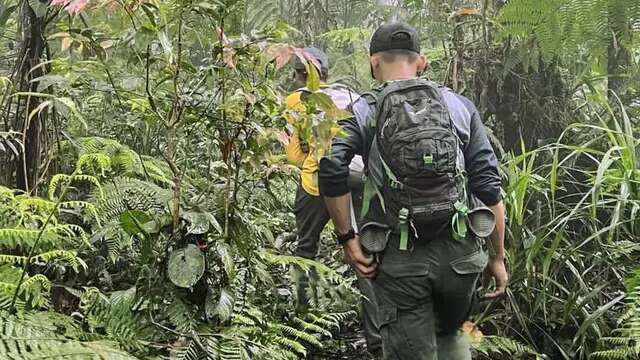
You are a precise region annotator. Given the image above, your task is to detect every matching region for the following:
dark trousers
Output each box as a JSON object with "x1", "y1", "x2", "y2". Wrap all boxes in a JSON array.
[
  {"x1": 374, "y1": 229, "x2": 487, "y2": 360},
  {"x1": 293, "y1": 186, "x2": 382, "y2": 352}
]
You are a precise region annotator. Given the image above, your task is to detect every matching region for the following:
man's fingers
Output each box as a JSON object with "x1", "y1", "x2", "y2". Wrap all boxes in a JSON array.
[
  {"x1": 354, "y1": 261, "x2": 377, "y2": 278},
  {"x1": 353, "y1": 252, "x2": 374, "y2": 266},
  {"x1": 483, "y1": 285, "x2": 506, "y2": 300}
]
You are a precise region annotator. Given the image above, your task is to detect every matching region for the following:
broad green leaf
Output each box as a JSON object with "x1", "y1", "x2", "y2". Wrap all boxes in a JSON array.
[
  {"x1": 305, "y1": 63, "x2": 320, "y2": 92},
  {"x1": 168, "y1": 244, "x2": 205, "y2": 288},
  {"x1": 183, "y1": 210, "x2": 209, "y2": 235},
  {"x1": 28, "y1": 0, "x2": 48, "y2": 18},
  {"x1": 119, "y1": 210, "x2": 152, "y2": 236},
  {"x1": 216, "y1": 242, "x2": 235, "y2": 279},
  {"x1": 205, "y1": 212, "x2": 222, "y2": 234},
  {"x1": 195, "y1": 1, "x2": 224, "y2": 11},
  {"x1": 214, "y1": 288, "x2": 234, "y2": 322},
  {"x1": 33, "y1": 75, "x2": 66, "y2": 92},
  {"x1": 309, "y1": 92, "x2": 351, "y2": 120}
]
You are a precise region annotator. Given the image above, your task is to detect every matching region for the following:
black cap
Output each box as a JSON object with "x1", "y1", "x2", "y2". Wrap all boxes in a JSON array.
[{"x1": 369, "y1": 22, "x2": 420, "y2": 55}]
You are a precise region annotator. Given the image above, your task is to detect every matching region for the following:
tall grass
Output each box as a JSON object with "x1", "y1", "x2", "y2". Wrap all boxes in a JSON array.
[{"x1": 478, "y1": 93, "x2": 640, "y2": 359}]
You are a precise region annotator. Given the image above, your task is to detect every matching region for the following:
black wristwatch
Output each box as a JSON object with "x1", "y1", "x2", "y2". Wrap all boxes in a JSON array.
[{"x1": 334, "y1": 228, "x2": 356, "y2": 245}]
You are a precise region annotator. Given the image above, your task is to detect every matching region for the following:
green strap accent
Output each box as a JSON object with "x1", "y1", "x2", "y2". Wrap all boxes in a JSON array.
[
  {"x1": 380, "y1": 157, "x2": 403, "y2": 190},
  {"x1": 452, "y1": 201, "x2": 469, "y2": 241},
  {"x1": 361, "y1": 177, "x2": 375, "y2": 217},
  {"x1": 398, "y1": 208, "x2": 409, "y2": 251},
  {"x1": 360, "y1": 176, "x2": 386, "y2": 218}
]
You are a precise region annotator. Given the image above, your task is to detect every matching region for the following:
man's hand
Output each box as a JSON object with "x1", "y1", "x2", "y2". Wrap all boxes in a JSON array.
[
  {"x1": 482, "y1": 256, "x2": 508, "y2": 300},
  {"x1": 343, "y1": 236, "x2": 377, "y2": 278}
]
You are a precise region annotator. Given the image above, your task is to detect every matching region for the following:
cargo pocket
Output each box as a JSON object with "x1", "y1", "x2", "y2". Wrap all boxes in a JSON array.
[
  {"x1": 450, "y1": 250, "x2": 488, "y2": 275},
  {"x1": 377, "y1": 303, "x2": 419, "y2": 359},
  {"x1": 444, "y1": 250, "x2": 488, "y2": 332},
  {"x1": 378, "y1": 303, "x2": 398, "y2": 329}
]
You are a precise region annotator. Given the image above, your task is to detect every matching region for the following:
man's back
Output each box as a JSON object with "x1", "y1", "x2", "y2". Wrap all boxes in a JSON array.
[{"x1": 318, "y1": 22, "x2": 507, "y2": 360}]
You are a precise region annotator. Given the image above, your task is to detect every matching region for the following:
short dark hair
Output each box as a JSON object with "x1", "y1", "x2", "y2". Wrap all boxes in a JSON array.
[
  {"x1": 377, "y1": 49, "x2": 420, "y2": 63},
  {"x1": 295, "y1": 67, "x2": 329, "y2": 81}
]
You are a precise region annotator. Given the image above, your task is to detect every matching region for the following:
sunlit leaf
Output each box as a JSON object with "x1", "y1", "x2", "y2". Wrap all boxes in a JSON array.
[
  {"x1": 305, "y1": 63, "x2": 320, "y2": 92},
  {"x1": 119, "y1": 210, "x2": 152, "y2": 236}
]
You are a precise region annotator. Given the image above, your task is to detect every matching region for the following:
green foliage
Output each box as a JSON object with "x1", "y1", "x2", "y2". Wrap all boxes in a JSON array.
[
  {"x1": 476, "y1": 335, "x2": 546, "y2": 359},
  {"x1": 478, "y1": 92, "x2": 640, "y2": 359},
  {"x1": 3, "y1": 1, "x2": 639, "y2": 359},
  {"x1": 498, "y1": 0, "x2": 640, "y2": 68},
  {"x1": 0, "y1": 310, "x2": 138, "y2": 359},
  {"x1": 590, "y1": 270, "x2": 640, "y2": 359}
]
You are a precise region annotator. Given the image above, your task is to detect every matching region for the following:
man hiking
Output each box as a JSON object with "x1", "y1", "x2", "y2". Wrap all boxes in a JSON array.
[
  {"x1": 282, "y1": 47, "x2": 382, "y2": 356},
  {"x1": 318, "y1": 23, "x2": 508, "y2": 359}
]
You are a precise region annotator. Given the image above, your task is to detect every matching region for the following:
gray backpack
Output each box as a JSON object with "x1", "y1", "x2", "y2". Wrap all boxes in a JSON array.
[{"x1": 361, "y1": 79, "x2": 468, "y2": 250}]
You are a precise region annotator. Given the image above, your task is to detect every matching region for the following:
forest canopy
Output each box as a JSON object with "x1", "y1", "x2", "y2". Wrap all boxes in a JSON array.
[{"x1": 0, "y1": 0, "x2": 639, "y2": 359}]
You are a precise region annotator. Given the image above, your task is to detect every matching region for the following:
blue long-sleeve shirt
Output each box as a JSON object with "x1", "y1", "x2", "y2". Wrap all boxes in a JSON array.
[{"x1": 318, "y1": 82, "x2": 502, "y2": 207}]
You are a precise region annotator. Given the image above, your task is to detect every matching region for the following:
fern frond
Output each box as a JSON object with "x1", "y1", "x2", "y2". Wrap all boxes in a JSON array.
[
  {"x1": 591, "y1": 274, "x2": 640, "y2": 359},
  {"x1": 76, "y1": 152, "x2": 112, "y2": 175},
  {"x1": 271, "y1": 335, "x2": 307, "y2": 356},
  {"x1": 475, "y1": 335, "x2": 545, "y2": 359},
  {"x1": 92, "y1": 177, "x2": 170, "y2": 226},
  {"x1": 292, "y1": 317, "x2": 332, "y2": 338},
  {"x1": 0, "y1": 228, "x2": 59, "y2": 251},
  {"x1": 59, "y1": 200, "x2": 101, "y2": 225},
  {"x1": 78, "y1": 287, "x2": 148, "y2": 352},
  {"x1": 0, "y1": 274, "x2": 51, "y2": 309},
  {"x1": 272, "y1": 323, "x2": 323, "y2": 348},
  {"x1": 49, "y1": 173, "x2": 103, "y2": 201},
  {"x1": 0, "y1": 311, "x2": 138, "y2": 359}
]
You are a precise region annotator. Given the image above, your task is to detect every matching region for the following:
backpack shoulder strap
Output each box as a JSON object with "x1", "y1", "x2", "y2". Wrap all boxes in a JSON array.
[{"x1": 360, "y1": 91, "x2": 378, "y2": 105}]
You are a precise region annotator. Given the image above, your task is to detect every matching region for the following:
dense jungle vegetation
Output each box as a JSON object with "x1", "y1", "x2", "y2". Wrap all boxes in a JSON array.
[{"x1": 0, "y1": 0, "x2": 639, "y2": 359}]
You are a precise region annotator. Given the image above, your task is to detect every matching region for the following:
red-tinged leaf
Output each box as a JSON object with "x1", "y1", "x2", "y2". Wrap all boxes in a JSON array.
[
  {"x1": 51, "y1": 0, "x2": 89, "y2": 15},
  {"x1": 461, "y1": 321, "x2": 483, "y2": 344},
  {"x1": 68, "y1": 0, "x2": 89, "y2": 15},
  {"x1": 61, "y1": 37, "x2": 72, "y2": 51},
  {"x1": 265, "y1": 44, "x2": 294, "y2": 70},
  {"x1": 216, "y1": 27, "x2": 231, "y2": 46},
  {"x1": 276, "y1": 131, "x2": 290, "y2": 146},
  {"x1": 295, "y1": 48, "x2": 322, "y2": 74},
  {"x1": 223, "y1": 47, "x2": 237, "y2": 69},
  {"x1": 455, "y1": 8, "x2": 481, "y2": 17}
]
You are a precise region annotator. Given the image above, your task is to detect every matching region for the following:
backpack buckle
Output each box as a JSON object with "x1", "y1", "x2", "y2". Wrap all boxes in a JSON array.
[
  {"x1": 389, "y1": 179, "x2": 404, "y2": 190},
  {"x1": 423, "y1": 154, "x2": 434, "y2": 166},
  {"x1": 398, "y1": 208, "x2": 409, "y2": 222}
]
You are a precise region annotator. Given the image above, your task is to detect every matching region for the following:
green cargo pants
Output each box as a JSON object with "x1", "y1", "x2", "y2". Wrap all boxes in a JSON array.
[{"x1": 373, "y1": 227, "x2": 487, "y2": 360}]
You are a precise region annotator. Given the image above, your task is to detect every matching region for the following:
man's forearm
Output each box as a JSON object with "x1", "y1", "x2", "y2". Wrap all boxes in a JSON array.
[
  {"x1": 489, "y1": 201, "x2": 505, "y2": 259},
  {"x1": 323, "y1": 193, "x2": 353, "y2": 234}
]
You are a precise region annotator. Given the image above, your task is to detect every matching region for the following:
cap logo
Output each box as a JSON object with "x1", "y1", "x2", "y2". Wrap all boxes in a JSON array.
[{"x1": 391, "y1": 31, "x2": 412, "y2": 41}]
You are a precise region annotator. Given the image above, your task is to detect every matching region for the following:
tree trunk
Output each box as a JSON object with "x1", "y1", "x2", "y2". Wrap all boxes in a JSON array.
[
  {"x1": 607, "y1": 36, "x2": 630, "y2": 96},
  {"x1": 14, "y1": 1, "x2": 47, "y2": 193}
]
